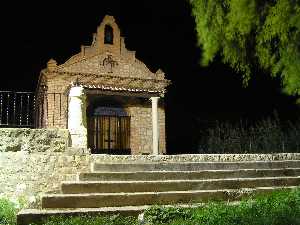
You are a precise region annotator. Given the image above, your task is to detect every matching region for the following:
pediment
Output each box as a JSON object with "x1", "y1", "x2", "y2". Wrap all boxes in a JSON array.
[{"x1": 57, "y1": 52, "x2": 163, "y2": 80}]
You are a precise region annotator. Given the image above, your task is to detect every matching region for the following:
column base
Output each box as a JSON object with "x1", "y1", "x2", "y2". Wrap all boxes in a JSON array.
[{"x1": 69, "y1": 131, "x2": 87, "y2": 149}]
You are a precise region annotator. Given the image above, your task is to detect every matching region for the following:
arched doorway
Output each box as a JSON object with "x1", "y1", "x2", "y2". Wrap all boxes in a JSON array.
[{"x1": 87, "y1": 98, "x2": 130, "y2": 154}]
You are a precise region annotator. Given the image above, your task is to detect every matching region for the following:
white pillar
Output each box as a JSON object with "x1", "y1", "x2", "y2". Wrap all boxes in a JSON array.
[
  {"x1": 68, "y1": 86, "x2": 87, "y2": 148},
  {"x1": 150, "y1": 97, "x2": 160, "y2": 155}
]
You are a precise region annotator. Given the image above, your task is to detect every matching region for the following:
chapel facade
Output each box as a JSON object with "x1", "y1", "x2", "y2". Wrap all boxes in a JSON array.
[{"x1": 35, "y1": 15, "x2": 170, "y2": 155}]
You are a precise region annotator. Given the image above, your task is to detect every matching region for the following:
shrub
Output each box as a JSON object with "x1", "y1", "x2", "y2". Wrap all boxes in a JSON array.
[
  {"x1": 199, "y1": 114, "x2": 300, "y2": 153},
  {"x1": 0, "y1": 198, "x2": 17, "y2": 225}
]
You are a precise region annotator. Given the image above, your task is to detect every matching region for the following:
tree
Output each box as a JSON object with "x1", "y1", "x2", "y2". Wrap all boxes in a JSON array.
[{"x1": 190, "y1": 0, "x2": 300, "y2": 99}]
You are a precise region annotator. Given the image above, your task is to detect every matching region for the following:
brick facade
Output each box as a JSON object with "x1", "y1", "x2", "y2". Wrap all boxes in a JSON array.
[{"x1": 36, "y1": 15, "x2": 170, "y2": 154}]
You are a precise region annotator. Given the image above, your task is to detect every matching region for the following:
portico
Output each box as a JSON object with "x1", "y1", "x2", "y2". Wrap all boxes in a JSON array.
[{"x1": 67, "y1": 85, "x2": 162, "y2": 155}]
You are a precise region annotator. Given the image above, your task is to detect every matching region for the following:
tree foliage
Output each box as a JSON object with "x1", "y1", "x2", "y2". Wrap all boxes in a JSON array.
[{"x1": 190, "y1": 0, "x2": 300, "y2": 96}]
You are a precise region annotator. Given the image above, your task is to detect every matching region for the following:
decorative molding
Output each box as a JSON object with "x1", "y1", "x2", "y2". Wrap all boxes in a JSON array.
[{"x1": 101, "y1": 55, "x2": 118, "y2": 73}]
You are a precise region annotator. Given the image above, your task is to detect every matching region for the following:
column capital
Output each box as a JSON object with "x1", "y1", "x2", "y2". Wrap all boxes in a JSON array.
[
  {"x1": 150, "y1": 96, "x2": 160, "y2": 102},
  {"x1": 69, "y1": 86, "x2": 85, "y2": 97}
]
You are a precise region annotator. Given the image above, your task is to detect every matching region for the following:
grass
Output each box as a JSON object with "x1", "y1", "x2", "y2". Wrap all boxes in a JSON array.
[
  {"x1": 144, "y1": 188, "x2": 300, "y2": 225},
  {"x1": 1, "y1": 189, "x2": 299, "y2": 225},
  {"x1": 0, "y1": 198, "x2": 17, "y2": 225},
  {"x1": 39, "y1": 215, "x2": 139, "y2": 225}
]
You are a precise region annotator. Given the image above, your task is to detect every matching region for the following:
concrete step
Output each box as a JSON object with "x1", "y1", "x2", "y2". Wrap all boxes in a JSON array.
[
  {"x1": 79, "y1": 168, "x2": 300, "y2": 181},
  {"x1": 43, "y1": 186, "x2": 298, "y2": 208},
  {"x1": 92, "y1": 160, "x2": 300, "y2": 172},
  {"x1": 61, "y1": 176, "x2": 300, "y2": 194}
]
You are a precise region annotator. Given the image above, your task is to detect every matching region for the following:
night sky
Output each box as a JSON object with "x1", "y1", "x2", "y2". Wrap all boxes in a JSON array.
[{"x1": 1, "y1": 0, "x2": 299, "y2": 153}]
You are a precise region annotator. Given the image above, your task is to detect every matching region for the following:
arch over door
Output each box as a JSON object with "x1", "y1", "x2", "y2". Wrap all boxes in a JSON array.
[{"x1": 88, "y1": 106, "x2": 131, "y2": 154}]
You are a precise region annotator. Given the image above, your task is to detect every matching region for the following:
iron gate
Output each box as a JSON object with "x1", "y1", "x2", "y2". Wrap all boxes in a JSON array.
[
  {"x1": 0, "y1": 91, "x2": 35, "y2": 127},
  {"x1": 88, "y1": 115, "x2": 131, "y2": 154}
]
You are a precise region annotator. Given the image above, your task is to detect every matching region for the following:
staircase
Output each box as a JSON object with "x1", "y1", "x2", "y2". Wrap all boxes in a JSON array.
[{"x1": 17, "y1": 160, "x2": 300, "y2": 225}]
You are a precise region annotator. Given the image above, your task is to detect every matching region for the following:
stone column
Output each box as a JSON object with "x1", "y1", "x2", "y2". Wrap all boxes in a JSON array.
[
  {"x1": 150, "y1": 97, "x2": 160, "y2": 155},
  {"x1": 68, "y1": 86, "x2": 87, "y2": 148}
]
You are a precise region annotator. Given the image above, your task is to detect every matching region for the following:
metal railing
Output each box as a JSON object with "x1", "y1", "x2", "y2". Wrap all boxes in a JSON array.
[
  {"x1": 0, "y1": 91, "x2": 35, "y2": 127},
  {"x1": 0, "y1": 91, "x2": 69, "y2": 128}
]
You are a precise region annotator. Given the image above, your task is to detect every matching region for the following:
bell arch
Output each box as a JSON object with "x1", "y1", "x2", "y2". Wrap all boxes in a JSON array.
[
  {"x1": 104, "y1": 25, "x2": 114, "y2": 44},
  {"x1": 93, "y1": 15, "x2": 121, "y2": 55}
]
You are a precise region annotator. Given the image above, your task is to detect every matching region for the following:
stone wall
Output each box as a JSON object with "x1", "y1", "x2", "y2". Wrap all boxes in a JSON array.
[
  {"x1": 127, "y1": 104, "x2": 166, "y2": 155},
  {"x1": 0, "y1": 151, "x2": 91, "y2": 208},
  {"x1": 0, "y1": 129, "x2": 69, "y2": 153},
  {"x1": 0, "y1": 128, "x2": 71, "y2": 207}
]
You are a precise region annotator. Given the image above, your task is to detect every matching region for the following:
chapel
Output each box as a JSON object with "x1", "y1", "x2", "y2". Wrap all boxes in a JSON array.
[{"x1": 35, "y1": 15, "x2": 171, "y2": 155}]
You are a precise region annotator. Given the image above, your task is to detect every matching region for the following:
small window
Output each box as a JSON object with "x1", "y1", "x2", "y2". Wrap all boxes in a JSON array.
[{"x1": 104, "y1": 25, "x2": 113, "y2": 44}]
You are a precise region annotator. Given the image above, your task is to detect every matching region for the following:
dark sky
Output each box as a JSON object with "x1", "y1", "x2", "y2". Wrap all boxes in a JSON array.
[{"x1": 1, "y1": 0, "x2": 299, "y2": 153}]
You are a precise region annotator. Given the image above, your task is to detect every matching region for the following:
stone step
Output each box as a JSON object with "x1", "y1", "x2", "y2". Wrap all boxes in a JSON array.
[
  {"x1": 43, "y1": 186, "x2": 298, "y2": 208},
  {"x1": 79, "y1": 168, "x2": 300, "y2": 181},
  {"x1": 61, "y1": 176, "x2": 300, "y2": 194},
  {"x1": 17, "y1": 206, "x2": 145, "y2": 225},
  {"x1": 92, "y1": 160, "x2": 300, "y2": 172},
  {"x1": 17, "y1": 203, "x2": 207, "y2": 225}
]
